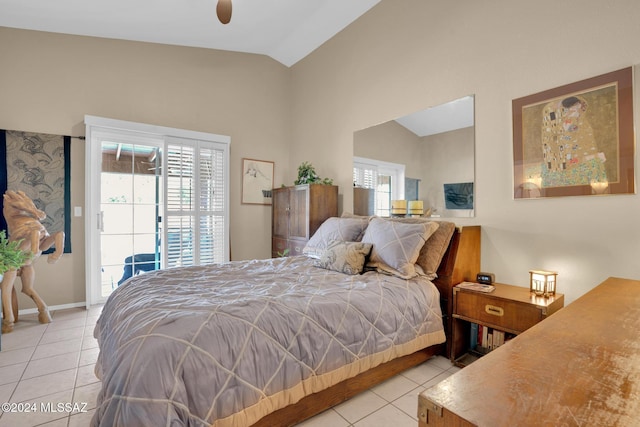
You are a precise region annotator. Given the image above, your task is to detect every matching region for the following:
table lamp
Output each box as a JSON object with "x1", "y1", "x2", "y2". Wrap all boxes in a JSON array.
[{"x1": 529, "y1": 270, "x2": 557, "y2": 298}]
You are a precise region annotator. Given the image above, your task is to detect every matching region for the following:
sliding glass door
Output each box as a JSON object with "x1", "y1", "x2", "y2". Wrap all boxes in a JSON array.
[
  {"x1": 99, "y1": 141, "x2": 162, "y2": 296},
  {"x1": 85, "y1": 116, "x2": 230, "y2": 306}
]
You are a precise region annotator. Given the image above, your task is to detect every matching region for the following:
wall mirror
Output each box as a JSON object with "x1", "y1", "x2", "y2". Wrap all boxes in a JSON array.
[{"x1": 353, "y1": 95, "x2": 475, "y2": 218}]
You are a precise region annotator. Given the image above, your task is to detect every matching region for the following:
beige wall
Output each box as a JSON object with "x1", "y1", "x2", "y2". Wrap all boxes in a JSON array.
[
  {"x1": 420, "y1": 127, "x2": 475, "y2": 217},
  {"x1": 291, "y1": 0, "x2": 640, "y2": 303},
  {"x1": 354, "y1": 122, "x2": 475, "y2": 217},
  {"x1": 3, "y1": 0, "x2": 640, "y2": 309},
  {"x1": 354, "y1": 120, "x2": 422, "y2": 178},
  {"x1": 0, "y1": 27, "x2": 291, "y2": 308}
]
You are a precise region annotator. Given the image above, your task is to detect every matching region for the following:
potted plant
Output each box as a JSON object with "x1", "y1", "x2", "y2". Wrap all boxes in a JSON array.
[
  {"x1": 0, "y1": 231, "x2": 32, "y2": 278},
  {"x1": 294, "y1": 161, "x2": 334, "y2": 185}
]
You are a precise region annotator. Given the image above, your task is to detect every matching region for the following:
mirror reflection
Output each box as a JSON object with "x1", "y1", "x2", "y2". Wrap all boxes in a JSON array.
[{"x1": 353, "y1": 95, "x2": 475, "y2": 218}]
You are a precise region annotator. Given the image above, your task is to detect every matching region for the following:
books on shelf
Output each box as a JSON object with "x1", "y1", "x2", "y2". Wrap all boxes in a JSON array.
[
  {"x1": 456, "y1": 281, "x2": 495, "y2": 293},
  {"x1": 470, "y1": 322, "x2": 478, "y2": 350},
  {"x1": 470, "y1": 323, "x2": 514, "y2": 354}
]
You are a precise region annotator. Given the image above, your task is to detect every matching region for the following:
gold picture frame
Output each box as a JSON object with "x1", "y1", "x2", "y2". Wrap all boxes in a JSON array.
[
  {"x1": 241, "y1": 158, "x2": 274, "y2": 205},
  {"x1": 512, "y1": 67, "x2": 634, "y2": 199}
]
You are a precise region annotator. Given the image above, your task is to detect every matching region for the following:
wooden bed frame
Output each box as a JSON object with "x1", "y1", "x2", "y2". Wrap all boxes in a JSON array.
[{"x1": 251, "y1": 225, "x2": 481, "y2": 427}]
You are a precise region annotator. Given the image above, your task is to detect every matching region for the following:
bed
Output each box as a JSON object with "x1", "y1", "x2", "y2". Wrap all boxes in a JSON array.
[{"x1": 92, "y1": 217, "x2": 480, "y2": 427}]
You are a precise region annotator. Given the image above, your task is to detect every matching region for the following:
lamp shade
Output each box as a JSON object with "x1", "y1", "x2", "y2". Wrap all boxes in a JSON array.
[
  {"x1": 408, "y1": 200, "x2": 424, "y2": 216},
  {"x1": 391, "y1": 200, "x2": 407, "y2": 216},
  {"x1": 529, "y1": 270, "x2": 557, "y2": 297}
]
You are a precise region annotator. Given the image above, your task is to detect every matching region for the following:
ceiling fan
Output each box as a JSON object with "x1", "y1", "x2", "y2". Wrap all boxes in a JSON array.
[{"x1": 216, "y1": 0, "x2": 232, "y2": 24}]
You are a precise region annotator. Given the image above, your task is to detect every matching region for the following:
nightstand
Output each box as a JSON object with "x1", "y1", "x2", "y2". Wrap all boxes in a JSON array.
[{"x1": 450, "y1": 282, "x2": 564, "y2": 366}]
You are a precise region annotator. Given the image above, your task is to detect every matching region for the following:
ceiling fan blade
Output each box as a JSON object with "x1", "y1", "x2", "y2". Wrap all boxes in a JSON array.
[{"x1": 217, "y1": 0, "x2": 232, "y2": 24}]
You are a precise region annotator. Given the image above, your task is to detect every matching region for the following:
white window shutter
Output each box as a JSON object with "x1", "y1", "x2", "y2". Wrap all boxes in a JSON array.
[
  {"x1": 198, "y1": 145, "x2": 225, "y2": 264},
  {"x1": 165, "y1": 139, "x2": 226, "y2": 268}
]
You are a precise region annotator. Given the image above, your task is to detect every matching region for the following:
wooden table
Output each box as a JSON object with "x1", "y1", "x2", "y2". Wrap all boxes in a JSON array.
[{"x1": 419, "y1": 277, "x2": 640, "y2": 427}]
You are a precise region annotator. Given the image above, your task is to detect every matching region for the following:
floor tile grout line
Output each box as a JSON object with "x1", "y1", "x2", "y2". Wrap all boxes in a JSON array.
[
  {"x1": 0, "y1": 311, "x2": 95, "y2": 426},
  {"x1": 73, "y1": 311, "x2": 94, "y2": 392},
  {"x1": 389, "y1": 384, "x2": 424, "y2": 420},
  {"x1": 6, "y1": 367, "x2": 80, "y2": 403},
  {"x1": 73, "y1": 309, "x2": 101, "y2": 425},
  {"x1": 0, "y1": 320, "x2": 50, "y2": 417},
  {"x1": 345, "y1": 400, "x2": 415, "y2": 426},
  {"x1": 333, "y1": 407, "x2": 352, "y2": 426},
  {"x1": 339, "y1": 378, "x2": 430, "y2": 426},
  {"x1": 0, "y1": 310, "x2": 88, "y2": 426},
  {"x1": 26, "y1": 340, "x2": 85, "y2": 364},
  {"x1": 329, "y1": 358, "x2": 452, "y2": 426},
  {"x1": 2, "y1": 311, "x2": 89, "y2": 408},
  {"x1": 55, "y1": 308, "x2": 91, "y2": 427}
]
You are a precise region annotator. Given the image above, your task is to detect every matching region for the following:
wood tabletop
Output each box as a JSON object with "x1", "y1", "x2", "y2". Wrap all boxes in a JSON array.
[
  {"x1": 421, "y1": 277, "x2": 640, "y2": 427},
  {"x1": 455, "y1": 282, "x2": 563, "y2": 308}
]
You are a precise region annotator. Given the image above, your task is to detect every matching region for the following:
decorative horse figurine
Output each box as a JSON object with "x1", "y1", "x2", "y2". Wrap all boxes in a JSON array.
[{"x1": 1, "y1": 190, "x2": 64, "y2": 333}]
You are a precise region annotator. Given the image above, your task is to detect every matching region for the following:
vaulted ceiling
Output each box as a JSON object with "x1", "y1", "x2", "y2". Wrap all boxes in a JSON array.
[{"x1": 0, "y1": 0, "x2": 381, "y2": 67}]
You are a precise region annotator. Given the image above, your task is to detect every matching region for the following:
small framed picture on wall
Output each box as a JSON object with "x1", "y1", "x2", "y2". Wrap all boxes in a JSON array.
[{"x1": 241, "y1": 158, "x2": 274, "y2": 205}]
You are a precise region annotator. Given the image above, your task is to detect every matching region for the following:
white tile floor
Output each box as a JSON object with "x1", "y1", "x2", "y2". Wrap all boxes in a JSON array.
[
  {"x1": 0, "y1": 307, "x2": 459, "y2": 426},
  {"x1": 0, "y1": 306, "x2": 101, "y2": 427}
]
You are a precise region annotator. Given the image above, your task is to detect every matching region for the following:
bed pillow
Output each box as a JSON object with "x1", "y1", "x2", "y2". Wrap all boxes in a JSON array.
[
  {"x1": 361, "y1": 218, "x2": 439, "y2": 279},
  {"x1": 340, "y1": 212, "x2": 375, "y2": 239},
  {"x1": 417, "y1": 221, "x2": 456, "y2": 278},
  {"x1": 341, "y1": 211, "x2": 376, "y2": 221},
  {"x1": 386, "y1": 218, "x2": 456, "y2": 279},
  {"x1": 303, "y1": 217, "x2": 369, "y2": 259},
  {"x1": 314, "y1": 241, "x2": 373, "y2": 275}
]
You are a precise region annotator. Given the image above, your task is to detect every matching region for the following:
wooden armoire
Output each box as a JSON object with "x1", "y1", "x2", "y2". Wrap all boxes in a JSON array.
[{"x1": 272, "y1": 184, "x2": 338, "y2": 257}]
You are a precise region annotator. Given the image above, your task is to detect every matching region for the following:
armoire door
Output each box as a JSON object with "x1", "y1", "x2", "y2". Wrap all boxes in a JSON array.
[{"x1": 288, "y1": 185, "x2": 309, "y2": 241}]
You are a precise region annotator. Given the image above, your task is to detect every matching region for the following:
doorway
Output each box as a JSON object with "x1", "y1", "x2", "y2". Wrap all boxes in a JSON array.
[
  {"x1": 99, "y1": 142, "x2": 162, "y2": 296},
  {"x1": 85, "y1": 116, "x2": 230, "y2": 307}
]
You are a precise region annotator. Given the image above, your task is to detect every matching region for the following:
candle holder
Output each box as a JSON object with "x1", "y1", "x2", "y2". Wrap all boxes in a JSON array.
[{"x1": 391, "y1": 200, "x2": 407, "y2": 217}]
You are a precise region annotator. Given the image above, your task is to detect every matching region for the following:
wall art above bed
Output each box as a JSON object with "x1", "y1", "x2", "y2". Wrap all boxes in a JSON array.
[{"x1": 512, "y1": 67, "x2": 635, "y2": 199}]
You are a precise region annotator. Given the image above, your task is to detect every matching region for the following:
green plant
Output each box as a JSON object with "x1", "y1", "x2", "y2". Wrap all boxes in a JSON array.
[
  {"x1": 0, "y1": 231, "x2": 32, "y2": 274},
  {"x1": 277, "y1": 248, "x2": 290, "y2": 257},
  {"x1": 294, "y1": 161, "x2": 334, "y2": 186}
]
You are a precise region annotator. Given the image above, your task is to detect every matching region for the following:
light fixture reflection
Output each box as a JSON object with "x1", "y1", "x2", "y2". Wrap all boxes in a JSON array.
[{"x1": 590, "y1": 180, "x2": 609, "y2": 195}]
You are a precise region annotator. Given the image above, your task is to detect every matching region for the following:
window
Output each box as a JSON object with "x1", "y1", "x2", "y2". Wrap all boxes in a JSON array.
[{"x1": 353, "y1": 156, "x2": 405, "y2": 217}]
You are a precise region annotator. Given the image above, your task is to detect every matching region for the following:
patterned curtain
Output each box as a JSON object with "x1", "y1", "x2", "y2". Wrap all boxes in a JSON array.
[{"x1": 0, "y1": 130, "x2": 71, "y2": 253}]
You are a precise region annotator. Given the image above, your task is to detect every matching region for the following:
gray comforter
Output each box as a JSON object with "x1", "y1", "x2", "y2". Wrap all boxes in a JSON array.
[{"x1": 92, "y1": 255, "x2": 445, "y2": 427}]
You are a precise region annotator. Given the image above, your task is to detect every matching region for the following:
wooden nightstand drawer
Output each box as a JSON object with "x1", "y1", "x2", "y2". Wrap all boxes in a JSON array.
[
  {"x1": 451, "y1": 282, "x2": 564, "y2": 366},
  {"x1": 455, "y1": 291, "x2": 543, "y2": 334}
]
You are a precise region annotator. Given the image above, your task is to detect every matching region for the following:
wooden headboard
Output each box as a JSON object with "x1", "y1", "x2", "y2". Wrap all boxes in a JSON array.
[{"x1": 433, "y1": 225, "x2": 481, "y2": 358}]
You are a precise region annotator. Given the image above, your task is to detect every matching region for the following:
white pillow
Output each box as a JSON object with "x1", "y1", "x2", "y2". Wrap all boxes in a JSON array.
[{"x1": 302, "y1": 217, "x2": 369, "y2": 259}]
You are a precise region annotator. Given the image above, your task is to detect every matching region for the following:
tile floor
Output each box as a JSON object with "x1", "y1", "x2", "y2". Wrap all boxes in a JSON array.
[{"x1": 0, "y1": 306, "x2": 459, "y2": 427}]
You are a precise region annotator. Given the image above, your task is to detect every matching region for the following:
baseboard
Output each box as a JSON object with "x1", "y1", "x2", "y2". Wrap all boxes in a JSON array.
[{"x1": 18, "y1": 301, "x2": 87, "y2": 316}]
